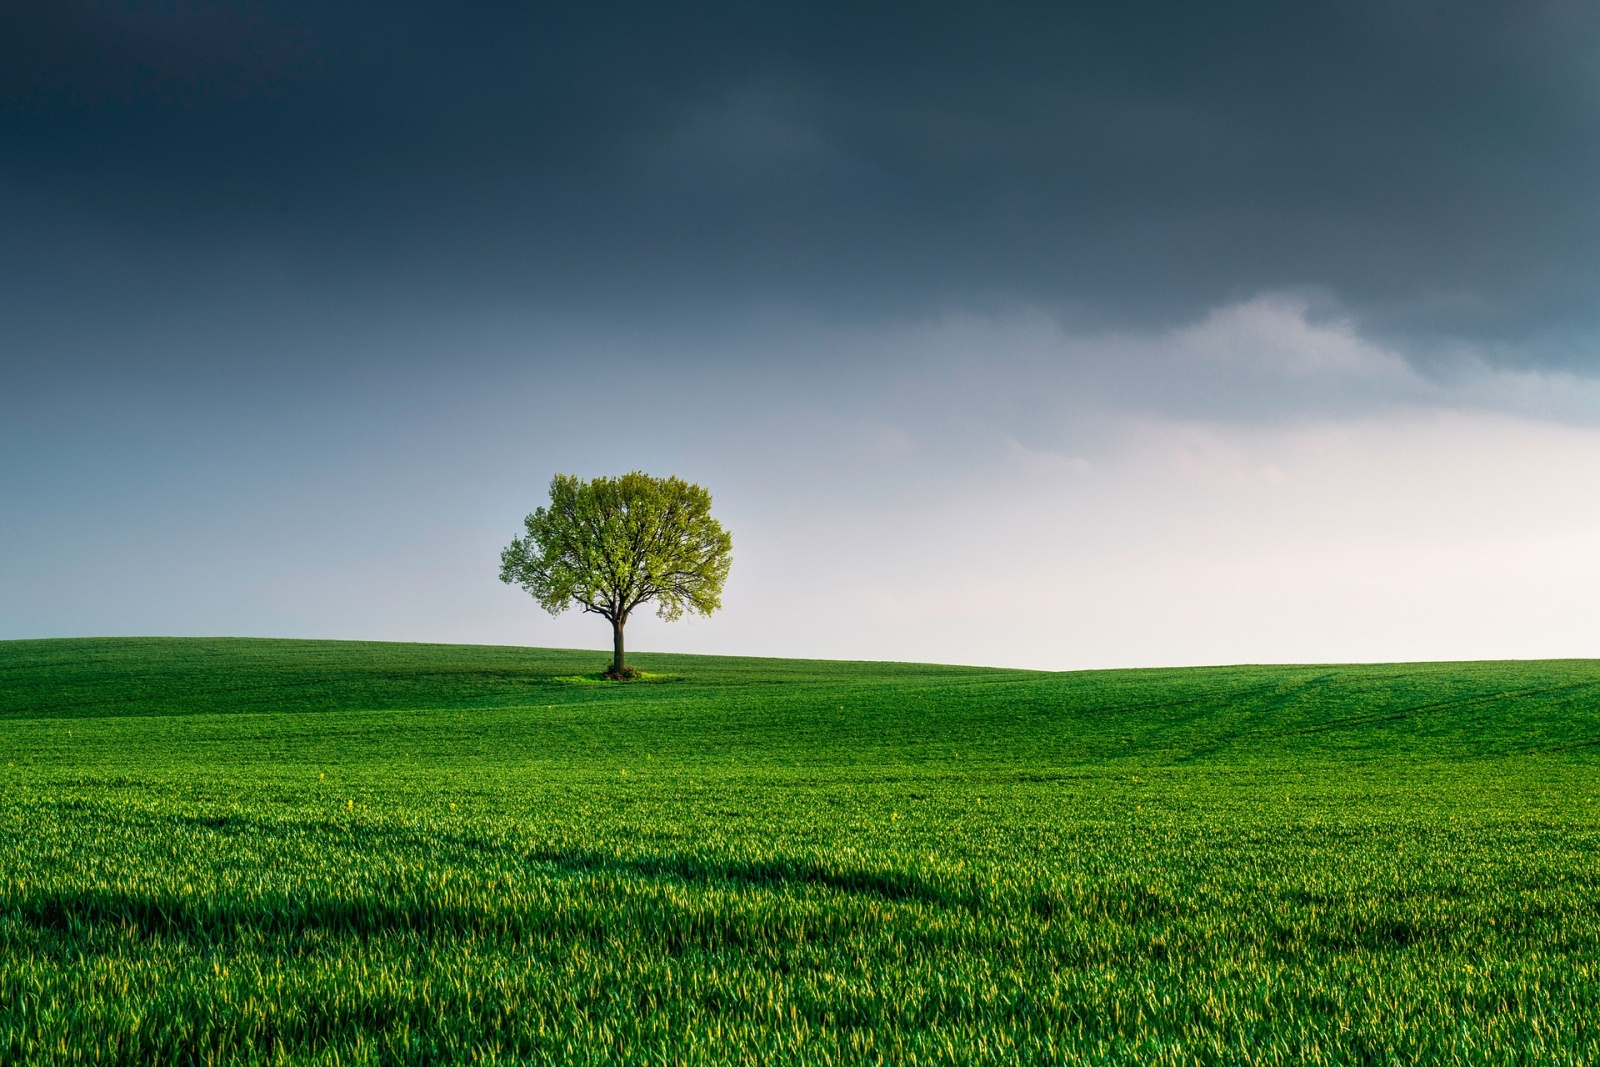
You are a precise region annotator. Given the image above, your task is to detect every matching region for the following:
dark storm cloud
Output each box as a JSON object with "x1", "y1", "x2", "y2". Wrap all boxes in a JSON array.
[{"x1": 5, "y1": 1, "x2": 1600, "y2": 357}]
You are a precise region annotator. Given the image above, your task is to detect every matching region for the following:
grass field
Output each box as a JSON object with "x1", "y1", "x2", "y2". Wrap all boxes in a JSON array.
[{"x1": 1, "y1": 637, "x2": 1598, "y2": 1064}]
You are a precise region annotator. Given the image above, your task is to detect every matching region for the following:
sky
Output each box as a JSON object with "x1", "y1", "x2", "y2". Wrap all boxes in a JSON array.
[{"x1": 5, "y1": 0, "x2": 1600, "y2": 669}]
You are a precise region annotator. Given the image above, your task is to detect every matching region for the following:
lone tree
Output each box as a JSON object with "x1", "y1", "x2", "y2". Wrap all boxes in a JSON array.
[{"x1": 499, "y1": 472, "x2": 733, "y2": 679}]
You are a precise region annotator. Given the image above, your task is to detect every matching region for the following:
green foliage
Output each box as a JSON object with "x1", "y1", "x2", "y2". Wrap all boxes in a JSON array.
[
  {"x1": 2, "y1": 637, "x2": 1600, "y2": 1063},
  {"x1": 499, "y1": 471, "x2": 732, "y2": 625}
]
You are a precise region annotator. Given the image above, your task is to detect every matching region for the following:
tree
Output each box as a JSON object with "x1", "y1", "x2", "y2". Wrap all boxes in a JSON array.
[{"x1": 499, "y1": 472, "x2": 733, "y2": 678}]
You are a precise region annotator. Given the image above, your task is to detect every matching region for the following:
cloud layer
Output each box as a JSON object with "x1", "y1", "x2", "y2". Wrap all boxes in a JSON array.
[{"x1": 6, "y1": 1, "x2": 1600, "y2": 355}]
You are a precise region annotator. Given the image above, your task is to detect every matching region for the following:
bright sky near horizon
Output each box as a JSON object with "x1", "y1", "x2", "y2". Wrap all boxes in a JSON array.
[{"x1": 6, "y1": 2, "x2": 1600, "y2": 669}]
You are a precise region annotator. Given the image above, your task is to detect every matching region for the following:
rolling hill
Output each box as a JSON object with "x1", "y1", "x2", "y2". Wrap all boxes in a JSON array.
[{"x1": 1, "y1": 638, "x2": 1596, "y2": 1063}]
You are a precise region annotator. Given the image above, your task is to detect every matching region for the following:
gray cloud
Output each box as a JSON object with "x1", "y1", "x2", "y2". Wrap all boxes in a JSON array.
[{"x1": 5, "y1": 0, "x2": 1600, "y2": 367}]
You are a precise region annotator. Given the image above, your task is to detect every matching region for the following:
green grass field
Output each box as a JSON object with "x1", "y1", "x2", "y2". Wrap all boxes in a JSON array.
[{"x1": 2, "y1": 638, "x2": 1598, "y2": 1064}]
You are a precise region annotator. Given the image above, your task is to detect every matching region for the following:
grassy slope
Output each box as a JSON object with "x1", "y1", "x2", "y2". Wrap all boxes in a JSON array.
[{"x1": 1, "y1": 638, "x2": 1598, "y2": 1064}]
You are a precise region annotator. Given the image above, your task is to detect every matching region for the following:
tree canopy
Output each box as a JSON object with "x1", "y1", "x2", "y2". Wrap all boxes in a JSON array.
[{"x1": 499, "y1": 472, "x2": 732, "y2": 677}]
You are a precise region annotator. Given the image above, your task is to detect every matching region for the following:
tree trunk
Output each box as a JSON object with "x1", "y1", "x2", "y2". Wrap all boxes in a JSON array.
[{"x1": 611, "y1": 616, "x2": 626, "y2": 676}]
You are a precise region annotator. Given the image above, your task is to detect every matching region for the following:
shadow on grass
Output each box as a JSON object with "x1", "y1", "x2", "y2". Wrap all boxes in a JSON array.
[
  {"x1": 547, "y1": 671, "x2": 685, "y2": 685},
  {"x1": 3, "y1": 882, "x2": 944, "y2": 959},
  {"x1": 3, "y1": 852, "x2": 958, "y2": 949},
  {"x1": 156, "y1": 811, "x2": 957, "y2": 906}
]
